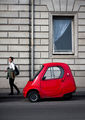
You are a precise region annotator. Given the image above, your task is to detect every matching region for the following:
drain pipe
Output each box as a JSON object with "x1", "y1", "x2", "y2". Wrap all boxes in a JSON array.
[{"x1": 31, "y1": 0, "x2": 34, "y2": 78}]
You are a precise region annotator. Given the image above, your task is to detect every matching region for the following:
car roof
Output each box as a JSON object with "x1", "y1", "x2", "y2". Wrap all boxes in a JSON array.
[{"x1": 43, "y1": 62, "x2": 68, "y2": 67}]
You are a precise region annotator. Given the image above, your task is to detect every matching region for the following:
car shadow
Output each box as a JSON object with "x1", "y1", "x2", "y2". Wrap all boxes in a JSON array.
[{"x1": 40, "y1": 91, "x2": 85, "y2": 102}]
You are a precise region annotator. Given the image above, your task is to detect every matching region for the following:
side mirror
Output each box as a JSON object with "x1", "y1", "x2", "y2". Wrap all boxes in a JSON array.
[{"x1": 42, "y1": 76, "x2": 46, "y2": 80}]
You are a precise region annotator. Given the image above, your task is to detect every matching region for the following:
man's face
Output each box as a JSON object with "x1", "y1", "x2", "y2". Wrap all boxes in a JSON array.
[{"x1": 9, "y1": 58, "x2": 12, "y2": 63}]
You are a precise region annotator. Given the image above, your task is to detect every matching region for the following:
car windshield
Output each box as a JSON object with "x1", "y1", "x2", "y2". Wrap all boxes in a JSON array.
[{"x1": 30, "y1": 65, "x2": 44, "y2": 81}]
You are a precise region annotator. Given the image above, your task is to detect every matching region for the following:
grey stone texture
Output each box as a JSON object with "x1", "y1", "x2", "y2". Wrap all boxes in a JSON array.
[{"x1": 0, "y1": 0, "x2": 85, "y2": 88}]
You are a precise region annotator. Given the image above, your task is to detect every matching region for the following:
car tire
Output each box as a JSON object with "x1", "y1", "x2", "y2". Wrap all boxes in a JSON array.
[{"x1": 28, "y1": 91, "x2": 40, "y2": 102}]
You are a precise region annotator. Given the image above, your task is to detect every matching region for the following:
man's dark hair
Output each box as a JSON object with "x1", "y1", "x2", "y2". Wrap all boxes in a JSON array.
[{"x1": 9, "y1": 56, "x2": 14, "y2": 61}]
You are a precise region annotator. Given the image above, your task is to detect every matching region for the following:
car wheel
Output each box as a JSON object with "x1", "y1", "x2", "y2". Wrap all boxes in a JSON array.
[{"x1": 28, "y1": 91, "x2": 40, "y2": 102}]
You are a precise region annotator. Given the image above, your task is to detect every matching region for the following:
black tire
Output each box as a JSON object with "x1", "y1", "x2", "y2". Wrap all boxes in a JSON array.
[
  {"x1": 27, "y1": 91, "x2": 40, "y2": 102},
  {"x1": 64, "y1": 93, "x2": 72, "y2": 100}
]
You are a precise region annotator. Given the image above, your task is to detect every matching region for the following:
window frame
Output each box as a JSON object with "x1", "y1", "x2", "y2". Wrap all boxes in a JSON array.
[
  {"x1": 49, "y1": 12, "x2": 78, "y2": 57},
  {"x1": 53, "y1": 16, "x2": 74, "y2": 54}
]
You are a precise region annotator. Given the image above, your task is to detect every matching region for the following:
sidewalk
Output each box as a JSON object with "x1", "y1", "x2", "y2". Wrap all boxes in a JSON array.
[
  {"x1": 0, "y1": 88, "x2": 85, "y2": 97},
  {"x1": 0, "y1": 88, "x2": 23, "y2": 99}
]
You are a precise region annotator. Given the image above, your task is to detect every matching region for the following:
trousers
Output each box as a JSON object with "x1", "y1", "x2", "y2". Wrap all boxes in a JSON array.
[{"x1": 9, "y1": 78, "x2": 20, "y2": 94}]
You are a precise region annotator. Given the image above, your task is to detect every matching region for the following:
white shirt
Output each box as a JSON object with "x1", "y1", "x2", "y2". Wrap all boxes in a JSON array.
[{"x1": 9, "y1": 62, "x2": 15, "y2": 70}]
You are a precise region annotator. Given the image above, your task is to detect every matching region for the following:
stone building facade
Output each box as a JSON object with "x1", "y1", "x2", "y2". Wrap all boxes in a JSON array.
[{"x1": 0, "y1": 0, "x2": 85, "y2": 88}]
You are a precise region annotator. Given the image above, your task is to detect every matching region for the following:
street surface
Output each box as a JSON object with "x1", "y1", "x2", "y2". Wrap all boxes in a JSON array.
[{"x1": 0, "y1": 89, "x2": 85, "y2": 120}]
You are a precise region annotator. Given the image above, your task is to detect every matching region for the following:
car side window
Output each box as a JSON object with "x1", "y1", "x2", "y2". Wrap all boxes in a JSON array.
[{"x1": 44, "y1": 66, "x2": 64, "y2": 80}]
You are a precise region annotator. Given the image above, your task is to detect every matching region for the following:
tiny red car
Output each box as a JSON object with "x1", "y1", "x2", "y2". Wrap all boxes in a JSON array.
[{"x1": 23, "y1": 63, "x2": 76, "y2": 102}]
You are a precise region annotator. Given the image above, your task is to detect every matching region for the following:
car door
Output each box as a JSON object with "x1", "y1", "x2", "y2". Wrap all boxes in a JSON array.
[{"x1": 40, "y1": 66, "x2": 64, "y2": 98}]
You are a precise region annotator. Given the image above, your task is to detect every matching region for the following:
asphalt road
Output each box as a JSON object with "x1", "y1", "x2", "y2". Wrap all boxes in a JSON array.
[{"x1": 0, "y1": 93, "x2": 85, "y2": 120}]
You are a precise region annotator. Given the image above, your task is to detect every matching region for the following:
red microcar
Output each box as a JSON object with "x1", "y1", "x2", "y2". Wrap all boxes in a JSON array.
[{"x1": 23, "y1": 63, "x2": 76, "y2": 102}]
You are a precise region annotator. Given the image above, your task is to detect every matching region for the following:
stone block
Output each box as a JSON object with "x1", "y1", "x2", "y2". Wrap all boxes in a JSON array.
[
  {"x1": 78, "y1": 26, "x2": 85, "y2": 32},
  {"x1": 19, "y1": 12, "x2": 29, "y2": 18},
  {"x1": 75, "y1": 59, "x2": 85, "y2": 64},
  {"x1": 0, "y1": 18, "x2": 7, "y2": 24},
  {"x1": 19, "y1": 0, "x2": 30, "y2": 4},
  {"x1": 0, "y1": 0, "x2": 18, "y2": 4},
  {"x1": 0, "y1": 25, "x2": 18, "y2": 31},
  {"x1": 34, "y1": 19, "x2": 48, "y2": 25},
  {"x1": 35, "y1": 46, "x2": 48, "y2": 51},
  {"x1": 41, "y1": 26, "x2": 48, "y2": 31},
  {"x1": 0, "y1": 5, "x2": 7, "y2": 10},
  {"x1": 15, "y1": 59, "x2": 29, "y2": 64},
  {"x1": 34, "y1": 52, "x2": 40, "y2": 58},
  {"x1": 41, "y1": 52, "x2": 48, "y2": 58},
  {"x1": 79, "y1": 39, "x2": 85, "y2": 45},
  {"x1": 19, "y1": 71, "x2": 29, "y2": 77},
  {"x1": 19, "y1": 52, "x2": 29, "y2": 58},
  {"x1": 34, "y1": 32, "x2": 48, "y2": 39},
  {"x1": 0, "y1": 65, "x2": 8, "y2": 70},
  {"x1": 75, "y1": 71, "x2": 85, "y2": 77},
  {"x1": 20, "y1": 25, "x2": 29, "y2": 31},
  {"x1": 34, "y1": 65, "x2": 41, "y2": 70},
  {"x1": 34, "y1": 39, "x2": 41, "y2": 45},
  {"x1": 53, "y1": 59, "x2": 74, "y2": 64},
  {"x1": 8, "y1": 45, "x2": 29, "y2": 52},
  {"x1": 78, "y1": 13, "x2": 85, "y2": 19},
  {"x1": 34, "y1": 0, "x2": 40, "y2": 5},
  {"x1": 0, "y1": 59, "x2": 7, "y2": 64},
  {"x1": 0, "y1": 72, "x2": 6, "y2": 77},
  {"x1": 79, "y1": 6, "x2": 85, "y2": 11},
  {"x1": 70, "y1": 65, "x2": 85, "y2": 70},
  {"x1": 19, "y1": 39, "x2": 29, "y2": 44},
  {"x1": 8, "y1": 19, "x2": 29, "y2": 24},
  {"x1": 41, "y1": 12, "x2": 48, "y2": 18},
  {"x1": 19, "y1": 65, "x2": 30, "y2": 71},
  {"x1": 0, "y1": 32, "x2": 7, "y2": 37},
  {"x1": 79, "y1": 46, "x2": 85, "y2": 52},
  {"x1": 8, "y1": 5, "x2": 29, "y2": 11},
  {"x1": 0, "y1": 78, "x2": 9, "y2": 88},
  {"x1": 8, "y1": 32, "x2": 29, "y2": 38},
  {"x1": 74, "y1": 77, "x2": 85, "y2": 87},
  {"x1": 78, "y1": 53, "x2": 85, "y2": 58},
  {"x1": 35, "y1": 58, "x2": 52, "y2": 64},
  {"x1": 0, "y1": 12, "x2": 18, "y2": 18},
  {"x1": 41, "y1": 39, "x2": 48, "y2": 45},
  {"x1": 34, "y1": 26, "x2": 40, "y2": 32},
  {"x1": 0, "y1": 38, "x2": 18, "y2": 44},
  {"x1": 79, "y1": 33, "x2": 85, "y2": 39},
  {"x1": 78, "y1": 19, "x2": 85, "y2": 25},
  {"x1": 0, "y1": 52, "x2": 18, "y2": 58},
  {"x1": 35, "y1": 6, "x2": 48, "y2": 12},
  {"x1": 0, "y1": 46, "x2": 7, "y2": 51},
  {"x1": 34, "y1": 12, "x2": 41, "y2": 18}
]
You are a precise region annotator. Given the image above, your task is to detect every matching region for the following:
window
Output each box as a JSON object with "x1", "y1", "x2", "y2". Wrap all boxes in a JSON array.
[
  {"x1": 53, "y1": 16, "x2": 74, "y2": 54},
  {"x1": 49, "y1": 13, "x2": 78, "y2": 57},
  {"x1": 44, "y1": 66, "x2": 64, "y2": 80}
]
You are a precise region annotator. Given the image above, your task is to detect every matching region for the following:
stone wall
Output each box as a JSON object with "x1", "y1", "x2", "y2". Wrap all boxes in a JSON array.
[
  {"x1": 0, "y1": 0, "x2": 30, "y2": 88},
  {"x1": 34, "y1": 0, "x2": 85, "y2": 87},
  {"x1": 0, "y1": 0, "x2": 85, "y2": 88}
]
